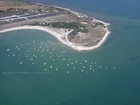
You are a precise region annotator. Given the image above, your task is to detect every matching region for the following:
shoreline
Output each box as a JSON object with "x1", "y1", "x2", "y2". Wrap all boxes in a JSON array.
[
  {"x1": 0, "y1": 0, "x2": 111, "y2": 51},
  {"x1": 38, "y1": 1, "x2": 111, "y2": 51},
  {"x1": 0, "y1": 25, "x2": 110, "y2": 51},
  {"x1": 26, "y1": 0, "x2": 110, "y2": 26}
]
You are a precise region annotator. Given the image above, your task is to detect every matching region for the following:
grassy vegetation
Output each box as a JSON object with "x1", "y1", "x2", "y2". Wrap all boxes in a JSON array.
[
  {"x1": 30, "y1": 22, "x2": 41, "y2": 26},
  {"x1": 0, "y1": 0, "x2": 32, "y2": 11},
  {"x1": 94, "y1": 22, "x2": 105, "y2": 28},
  {"x1": 46, "y1": 22, "x2": 88, "y2": 35},
  {"x1": 46, "y1": 22, "x2": 83, "y2": 29},
  {"x1": 70, "y1": 28, "x2": 88, "y2": 36},
  {"x1": 4, "y1": 0, "x2": 29, "y2": 6},
  {"x1": 30, "y1": 22, "x2": 88, "y2": 36}
]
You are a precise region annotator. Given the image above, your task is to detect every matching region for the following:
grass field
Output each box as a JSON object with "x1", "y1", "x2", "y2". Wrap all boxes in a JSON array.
[{"x1": 0, "y1": 0, "x2": 38, "y2": 10}]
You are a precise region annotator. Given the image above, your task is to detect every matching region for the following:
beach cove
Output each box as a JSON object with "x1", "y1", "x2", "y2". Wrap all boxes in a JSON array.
[
  {"x1": 0, "y1": 0, "x2": 111, "y2": 51},
  {"x1": 0, "y1": 24, "x2": 110, "y2": 51}
]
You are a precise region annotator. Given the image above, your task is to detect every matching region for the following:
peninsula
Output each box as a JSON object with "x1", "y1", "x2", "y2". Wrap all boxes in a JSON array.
[{"x1": 0, "y1": 0, "x2": 110, "y2": 51}]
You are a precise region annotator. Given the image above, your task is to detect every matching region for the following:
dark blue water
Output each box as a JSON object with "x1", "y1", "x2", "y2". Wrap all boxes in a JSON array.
[{"x1": 28, "y1": 0, "x2": 140, "y2": 19}]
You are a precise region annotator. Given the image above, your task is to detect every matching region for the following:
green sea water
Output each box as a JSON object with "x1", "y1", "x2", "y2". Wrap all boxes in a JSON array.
[
  {"x1": 0, "y1": 18, "x2": 140, "y2": 105},
  {"x1": 1, "y1": 1, "x2": 140, "y2": 105}
]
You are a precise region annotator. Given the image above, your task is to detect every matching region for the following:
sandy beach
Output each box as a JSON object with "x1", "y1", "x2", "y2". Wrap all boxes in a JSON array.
[
  {"x1": 0, "y1": 25, "x2": 110, "y2": 51},
  {"x1": 0, "y1": 0, "x2": 111, "y2": 51}
]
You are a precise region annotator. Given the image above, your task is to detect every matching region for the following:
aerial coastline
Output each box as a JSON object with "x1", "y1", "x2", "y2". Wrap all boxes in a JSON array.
[{"x1": 0, "y1": 0, "x2": 111, "y2": 51}]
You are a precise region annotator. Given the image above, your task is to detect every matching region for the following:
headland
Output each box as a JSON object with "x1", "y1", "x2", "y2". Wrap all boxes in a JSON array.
[{"x1": 0, "y1": 0, "x2": 111, "y2": 51}]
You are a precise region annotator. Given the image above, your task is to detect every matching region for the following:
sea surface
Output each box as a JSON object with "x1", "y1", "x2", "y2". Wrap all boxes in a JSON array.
[{"x1": 0, "y1": 0, "x2": 140, "y2": 105}]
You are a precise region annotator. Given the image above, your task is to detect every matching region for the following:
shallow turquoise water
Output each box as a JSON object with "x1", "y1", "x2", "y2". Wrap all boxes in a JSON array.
[{"x1": 0, "y1": 0, "x2": 140, "y2": 105}]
